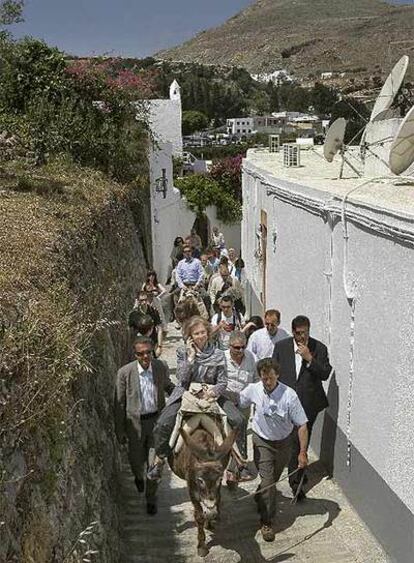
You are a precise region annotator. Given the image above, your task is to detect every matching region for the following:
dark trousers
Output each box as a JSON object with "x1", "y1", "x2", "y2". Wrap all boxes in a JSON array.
[
  {"x1": 154, "y1": 397, "x2": 246, "y2": 458},
  {"x1": 127, "y1": 414, "x2": 158, "y2": 502},
  {"x1": 288, "y1": 416, "x2": 316, "y2": 489},
  {"x1": 253, "y1": 432, "x2": 292, "y2": 525}
]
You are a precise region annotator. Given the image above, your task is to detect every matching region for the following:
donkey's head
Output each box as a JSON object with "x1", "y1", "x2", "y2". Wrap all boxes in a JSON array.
[{"x1": 180, "y1": 428, "x2": 237, "y2": 520}]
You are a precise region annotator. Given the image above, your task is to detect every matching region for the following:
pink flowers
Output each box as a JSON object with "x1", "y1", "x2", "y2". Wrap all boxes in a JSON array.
[{"x1": 66, "y1": 58, "x2": 158, "y2": 99}]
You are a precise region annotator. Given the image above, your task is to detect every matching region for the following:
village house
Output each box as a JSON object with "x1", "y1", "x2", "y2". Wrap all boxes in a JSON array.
[{"x1": 241, "y1": 115, "x2": 414, "y2": 563}]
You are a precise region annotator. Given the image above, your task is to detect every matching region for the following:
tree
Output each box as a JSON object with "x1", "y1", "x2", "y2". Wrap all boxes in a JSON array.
[
  {"x1": 182, "y1": 110, "x2": 209, "y2": 135},
  {"x1": 175, "y1": 174, "x2": 242, "y2": 224},
  {"x1": 0, "y1": 0, "x2": 24, "y2": 26}
]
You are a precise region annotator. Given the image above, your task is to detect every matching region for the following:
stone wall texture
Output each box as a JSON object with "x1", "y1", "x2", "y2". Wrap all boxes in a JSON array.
[{"x1": 0, "y1": 170, "x2": 151, "y2": 563}]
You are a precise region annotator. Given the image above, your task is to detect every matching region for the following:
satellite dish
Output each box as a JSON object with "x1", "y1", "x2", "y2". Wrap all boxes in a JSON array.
[
  {"x1": 323, "y1": 118, "x2": 362, "y2": 178},
  {"x1": 370, "y1": 56, "x2": 409, "y2": 122},
  {"x1": 323, "y1": 118, "x2": 346, "y2": 162},
  {"x1": 389, "y1": 105, "x2": 414, "y2": 175},
  {"x1": 372, "y1": 108, "x2": 395, "y2": 122}
]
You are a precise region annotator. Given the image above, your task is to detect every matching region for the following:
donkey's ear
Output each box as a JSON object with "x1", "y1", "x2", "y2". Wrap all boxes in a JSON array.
[
  {"x1": 179, "y1": 428, "x2": 212, "y2": 462},
  {"x1": 215, "y1": 429, "x2": 238, "y2": 462}
]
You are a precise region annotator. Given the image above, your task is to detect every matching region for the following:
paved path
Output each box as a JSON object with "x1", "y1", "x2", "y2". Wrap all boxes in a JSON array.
[{"x1": 119, "y1": 326, "x2": 388, "y2": 563}]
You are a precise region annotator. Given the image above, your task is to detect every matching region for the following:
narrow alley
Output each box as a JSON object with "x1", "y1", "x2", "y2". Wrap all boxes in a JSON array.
[{"x1": 118, "y1": 326, "x2": 388, "y2": 563}]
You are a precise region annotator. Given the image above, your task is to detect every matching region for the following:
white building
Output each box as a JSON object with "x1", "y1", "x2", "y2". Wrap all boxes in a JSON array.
[
  {"x1": 241, "y1": 119, "x2": 414, "y2": 562},
  {"x1": 251, "y1": 69, "x2": 293, "y2": 85},
  {"x1": 227, "y1": 113, "x2": 322, "y2": 138},
  {"x1": 145, "y1": 83, "x2": 241, "y2": 283},
  {"x1": 226, "y1": 117, "x2": 255, "y2": 136}
]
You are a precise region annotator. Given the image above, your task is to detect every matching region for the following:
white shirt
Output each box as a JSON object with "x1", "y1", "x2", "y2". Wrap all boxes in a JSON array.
[
  {"x1": 294, "y1": 341, "x2": 302, "y2": 379},
  {"x1": 137, "y1": 361, "x2": 158, "y2": 415},
  {"x1": 239, "y1": 381, "x2": 308, "y2": 441},
  {"x1": 246, "y1": 327, "x2": 290, "y2": 360},
  {"x1": 224, "y1": 349, "x2": 258, "y2": 395}
]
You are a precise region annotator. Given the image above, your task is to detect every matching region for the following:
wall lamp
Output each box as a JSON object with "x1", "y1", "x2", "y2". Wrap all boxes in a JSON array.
[{"x1": 155, "y1": 168, "x2": 168, "y2": 198}]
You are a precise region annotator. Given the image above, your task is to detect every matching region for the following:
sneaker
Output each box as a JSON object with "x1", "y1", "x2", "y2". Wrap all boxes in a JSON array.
[
  {"x1": 147, "y1": 462, "x2": 164, "y2": 481},
  {"x1": 261, "y1": 525, "x2": 275, "y2": 542}
]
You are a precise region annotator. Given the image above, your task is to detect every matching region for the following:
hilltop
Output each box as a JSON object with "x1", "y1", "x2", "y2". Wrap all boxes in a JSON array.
[{"x1": 155, "y1": 0, "x2": 414, "y2": 80}]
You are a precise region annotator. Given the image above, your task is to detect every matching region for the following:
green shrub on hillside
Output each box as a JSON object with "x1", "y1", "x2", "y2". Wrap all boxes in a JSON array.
[{"x1": 0, "y1": 38, "x2": 154, "y2": 182}]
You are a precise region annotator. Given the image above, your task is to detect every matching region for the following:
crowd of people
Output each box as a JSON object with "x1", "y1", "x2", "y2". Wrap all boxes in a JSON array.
[{"x1": 115, "y1": 226, "x2": 333, "y2": 543}]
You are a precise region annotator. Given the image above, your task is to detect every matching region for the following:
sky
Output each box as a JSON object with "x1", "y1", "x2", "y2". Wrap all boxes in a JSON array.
[
  {"x1": 9, "y1": 0, "x2": 253, "y2": 58},
  {"x1": 8, "y1": 0, "x2": 412, "y2": 59}
]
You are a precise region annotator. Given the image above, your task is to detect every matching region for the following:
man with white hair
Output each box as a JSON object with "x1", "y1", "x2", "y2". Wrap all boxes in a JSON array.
[{"x1": 224, "y1": 331, "x2": 258, "y2": 481}]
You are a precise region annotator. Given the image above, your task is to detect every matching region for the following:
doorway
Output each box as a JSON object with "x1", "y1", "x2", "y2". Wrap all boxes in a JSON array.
[{"x1": 192, "y1": 214, "x2": 210, "y2": 248}]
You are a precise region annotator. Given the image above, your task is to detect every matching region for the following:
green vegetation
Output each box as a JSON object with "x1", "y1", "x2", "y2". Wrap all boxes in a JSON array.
[
  {"x1": 176, "y1": 155, "x2": 243, "y2": 224},
  {"x1": 182, "y1": 110, "x2": 209, "y2": 135},
  {"x1": 0, "y1": 37, "x2": 154, "y2": 182},
  {"x1": 122, "y1": 58, "x2": 369, "y2": 142}
]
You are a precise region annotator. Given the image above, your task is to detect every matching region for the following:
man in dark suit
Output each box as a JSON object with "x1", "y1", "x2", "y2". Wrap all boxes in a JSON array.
[
  {"x1": 114, "y1": 336, "x2": 175, "y2": 515},
  {"x1": 272, "y1": 315, "x2": 333, "y2": 500}
]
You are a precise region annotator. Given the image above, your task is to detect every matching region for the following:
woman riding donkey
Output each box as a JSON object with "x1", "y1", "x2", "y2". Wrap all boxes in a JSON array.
[{"x1": 147, "y1": 316, "x2": 249, "y2": 482}]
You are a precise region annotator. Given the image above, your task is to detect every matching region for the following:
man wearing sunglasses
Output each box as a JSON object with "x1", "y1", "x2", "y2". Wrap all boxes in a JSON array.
[
  {"x1": 223, "y1": 331, "x2": 258, "y2": 482},
  {"x1": 114, "y1": 336, "x2": 174, "y2": 515}
]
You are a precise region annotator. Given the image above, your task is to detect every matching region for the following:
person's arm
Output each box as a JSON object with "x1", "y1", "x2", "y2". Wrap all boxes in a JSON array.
[
  {"x1": 208, "y1": 355, "x2": 228, "y2": 398},
  {"x1": 297, "y1": 424, "x2": 309, "y2": 468},
  {"x1": 306, "y1": 342, "x2": 333, "y2": 381},
  {"x1": 156, "y1": 324, "x2": 163, "y2": 349},
  {"x1": 157, "y1": 283, "x2": 167, "y2": 297},
  {"x1": 289, "y1": 392, "x2": 309, "y2": 468},
  {"x1": 238, "y1": 384, "x2": 254, "y2": 409},
  {"x1": 195, "y1": 261, "x2": 204, "y2": 288},
  {"x1": 249, "y1": 354, "x2": 259, "y2": 382},
  {"x1": 246, "y1": 331, "x2": 257, "y2": 355},
  {"x1": 209, "y1": 277, "x2": 219, "y2": 303},
  {"x1": 161, "y1": 360, "x2": 175, "y2": 396},
  {"x1": 176, "y1": 261, "x2": 185, "y2": 289},
  {"x1": 210, "y1": 314, "x2": 222, "y2": 336},
  {"x1": 176, "y1": 346, "x2": 195, "y2": 389},
  {"x1": 114, "y1": 369, "x2": 127, "y2": 443},
  {"x1": 272, "y1": 339, "x2": 280, "y2": 361}
]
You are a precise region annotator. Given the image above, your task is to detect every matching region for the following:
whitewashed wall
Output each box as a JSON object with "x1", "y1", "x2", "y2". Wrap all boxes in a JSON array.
[
  {"x1": 242, "y1": 156, "x2": 414, "y2": 562},
  {"x1": 205, "y1": 205, "x2": 241, "y2": 254},
  {"x1": 150, "y1": 142, "x2": 194, "y2": 283}
]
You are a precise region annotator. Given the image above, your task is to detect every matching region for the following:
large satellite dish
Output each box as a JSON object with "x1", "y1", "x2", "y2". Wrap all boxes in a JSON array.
[
  {"x1": 370, "y1": 56, "x2": 409, "y2": 122},
  {"x1": 323, "y1": 118, "x2": 346, "y2": 162},
  {"x1": 389, "y1": 105, "x2": 414, "y2": 175}
]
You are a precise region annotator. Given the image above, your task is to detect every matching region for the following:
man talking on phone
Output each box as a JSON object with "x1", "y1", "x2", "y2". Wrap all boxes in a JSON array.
[{"x1": 272, "y1": 315, "x2": 333, "y2": 501}]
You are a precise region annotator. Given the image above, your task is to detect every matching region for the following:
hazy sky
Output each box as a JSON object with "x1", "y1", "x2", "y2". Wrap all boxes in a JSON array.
[
  {"x1": 9, "y1": 0, "x2": 253, "y2": 57},
  {"x1": 9, "y1": 0, "x2": 412, "y2": 58}
]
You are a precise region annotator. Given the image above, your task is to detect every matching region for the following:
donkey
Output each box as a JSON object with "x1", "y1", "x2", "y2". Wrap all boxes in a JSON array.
[
  {"x1": 170, "y1": 427, "x2": 237, "y2": 557},
  {"x1": 177, "y1": 287, "x2": 209, "y2": 320}
]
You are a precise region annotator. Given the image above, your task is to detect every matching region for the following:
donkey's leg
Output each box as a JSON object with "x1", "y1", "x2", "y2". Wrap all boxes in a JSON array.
[{"x1": 194, "y1": 502, "x2": 208, "y2": 557}]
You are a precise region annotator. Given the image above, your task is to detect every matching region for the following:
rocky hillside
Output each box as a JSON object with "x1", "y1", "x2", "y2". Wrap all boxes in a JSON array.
[{"x1": 156, "y1": 0, "x2": 414, "y2": 80}]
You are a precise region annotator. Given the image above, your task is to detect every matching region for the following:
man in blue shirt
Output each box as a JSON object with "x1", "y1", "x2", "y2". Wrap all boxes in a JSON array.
[
  {"x1": 176, "y1": 244, "x2": 204, "y2": 289},
  {"x1": 175, "y1": 244, "x2": 210, "y2": 316}
]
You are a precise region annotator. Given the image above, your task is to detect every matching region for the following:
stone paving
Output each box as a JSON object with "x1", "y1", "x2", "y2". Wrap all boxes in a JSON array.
[{"x1": 119, "y1": 326, "x2": 389, "y2": 563}]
